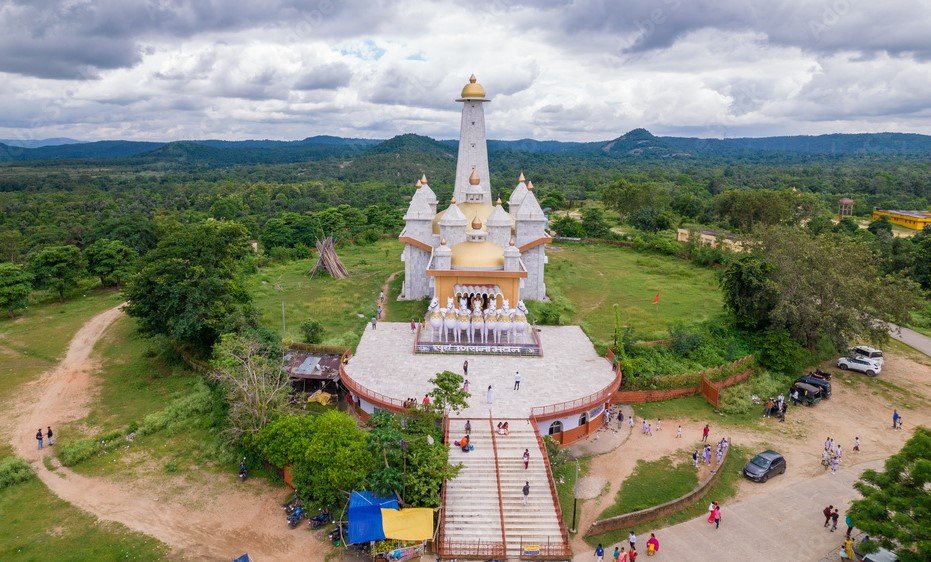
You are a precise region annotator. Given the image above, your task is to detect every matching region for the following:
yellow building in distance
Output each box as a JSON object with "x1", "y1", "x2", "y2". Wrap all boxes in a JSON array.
[{"x1": 871, "y1": 209, "x2": 931, "y2": 231}]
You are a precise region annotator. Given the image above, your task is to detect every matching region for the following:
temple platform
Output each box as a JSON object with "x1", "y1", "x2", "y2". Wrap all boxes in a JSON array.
[{"x1": 342, "y1": 322, "x2": 616, "y2": 418}]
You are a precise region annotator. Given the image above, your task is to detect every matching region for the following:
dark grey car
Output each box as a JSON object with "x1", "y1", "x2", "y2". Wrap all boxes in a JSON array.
[{"x1": 743, "y1": 450, "x2": 786, "y2": 483}]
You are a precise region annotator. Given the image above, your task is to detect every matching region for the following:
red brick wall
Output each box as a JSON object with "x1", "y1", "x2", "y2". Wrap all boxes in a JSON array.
[{"x1": 550, "y1": 410, "x2": 606, "y2": 445}]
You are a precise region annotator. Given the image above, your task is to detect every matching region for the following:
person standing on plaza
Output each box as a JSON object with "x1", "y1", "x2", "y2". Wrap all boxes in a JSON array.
[
  {"x1": 410, "y1": 318, "x2": 416, "y2": 333},
  {"x1": 463, "y1": 360, "x2": 468, "y2": 377},
  {"x1": 845, "y1": 513, "x2": 854, "y2": 537},
  {"x1": 628, "y1": 415, "x2": 635, "y2": 430},
  {"x1": 713, "y1": 505, "x2": 722, "y2": 529},
  {"x1": 692, "y1": 449, "x2": 699, "y2": 467},
  {"x1": 36, "y1": 428, "x2": 43, "y2": 450},
  {"x1": 465, "y1": 419, "x2": 471, "y2": 436},
  {"x1": 646, "y1": 533, "x2": 659, "y2": 556},
  {"x1": 46, "y1": 426, "x2": 54, "y2": 446},
  {"x1": 522, "y1": 448, "x2": 530, "y2": 469},
  {"x1": 892, "y1": 409, "x2": 900, "y2": 429},
  {"x1": 514, "y1": 371, "x2": 521, "y2": 390},
  {"x1": 370, "y1": 316, "x2": 377, "y2": 330},
  {"x1": 628, "y1": 530, "x2": 637, "y2": 551},
  {"x1": 595, "y1": 543, "x2": 604, "y2": 562},
  {"x1": 823, "y1": 505, "x2": 834, "y2": 527},
  {"x1": 628, "y1": 547, "x2": 638, "y2": 562},
  {"x1": 830, "y1": 508, "x2": 839, "y2": 532},
  {"x1": 463, "y1": 379, "x2": 470, "y2": 394},
  {"x1": 612, "y1": 545, "x2": 620, "y2": 561},
  {"x1": 676, "y1": 424, "x2": 682, "y2": 438},
  {"x1": 655, "y1": 419, "x2": 661, "y2": 432},
  {"x1": 617, "y1": 410, "x2": 624, "y2": 430},
  {"x1": 522, "y1": 481, "x2": 530, "y2": 506},
  {"x1": 702, "y1": 424, "x2": 710, "y2": 442},
  {"x1": 853, "y1": 436, "x2": 860, "y2": 452},
  {"x1": 487, "y1": 385, "x2": 494, "y2": 405},
  {"x1": 618, "y1": 546, "x2": 629, "y2": 562}
]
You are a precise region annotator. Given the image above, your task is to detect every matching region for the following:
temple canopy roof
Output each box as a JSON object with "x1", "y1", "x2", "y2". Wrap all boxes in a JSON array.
[{"x1": 450, "y1": 240, "x2": 504, "y2": 269}]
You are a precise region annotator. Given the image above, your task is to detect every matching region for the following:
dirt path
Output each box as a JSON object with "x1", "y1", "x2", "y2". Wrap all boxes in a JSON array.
[
  {"x1": 379, "y1": 270, "x2": 401, "y2": 319},
  {"x1": 9, "y1": 305, "x2": 326, "y2": 561}
]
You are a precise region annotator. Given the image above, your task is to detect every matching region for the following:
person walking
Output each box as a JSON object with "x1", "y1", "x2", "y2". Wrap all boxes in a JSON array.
[
  {"x1": 612, "y1": 545, "x2": 620, "y2": 562},
  {"x1": 487, "y1": 385, "x2": 494, "y2": 405},
  {"x1": 463, "y1": 360, "x2": 468, "y2": 377},
  {"x1": 377, "y1": 304, "x2": 383, "y2": 319},
  {"x1": 628, "y1": 530, "x2": 637, "y2": 551},
  {"x1": 676, "y1": 425, "x2": 682, "y2": 438},
  {"x1": 465, "y1": 419, "x2": 472, "y2": 436},
  {"x1": 702, "y1": 424, "x2": 710, "y2": 443},
  {"x1": 646, "y1": 533, "x2": 659, "y2": 556},
  {"x1": 595, "y1": 543, "x2": 604, "y2": 562},
  {"x1": 463, "y1": 379, "x2": 470, "y2": 394},
  {"x1": 628, "y1": 415, "x2": 635, "y2": 430},
  {"x1": 370, "y1": 316, "x2": 377, "y2": 330},
  {"x1": 46, "y1": 426, "x2": 54, "y2": 446},
  {"x1": 422, "y1": 394, "x2": 430, "y2": 406},
  {"x1": 713, "y1": 505, "x2": 722, "y2": 529},
  {"x1": 823, "y1": 505, "x2": 834, "y2": 527},
  {"x1": 830, "y1": 508, "x2": 839, "y2": 532},
  {"x1": 692, "y1": 449, "x2": 699, "y2": 468},
  {"x1": 617, "y1": 410, "x2": 624, "y2": 430},
  {"x1": 655, "y1": 419, "x2": 661, "y2": 432},
  {"x1": 513, "y1": 371, "x2": 521, "y2": 390},
  {"x1": 522, "y1": 481, "x2": 530, "y2": 506},
  {"x1": 853, "y1": 436, "x2": 860, "y2": 452},
  {"x1": 618, "y1": 546, "x2": 629, "y2": 562},
  {"x1": 410, "y1": 319, "x2": 416, "y2": 333},
  {"x1": 845, "y1": 513, "x2": 854, "y2": 537},
  {"x1": 892, "y1": 409, "x2": 900, "y2": 429},
  {"x1": 36, "y1": 428, "x2": 43, "y2": 450},
  {"x1": 522, "y1": 448, "x2": 530, "y2": 469},
  {"x1": 379, "y1": 290, "x2": 385, "y2": 303}
]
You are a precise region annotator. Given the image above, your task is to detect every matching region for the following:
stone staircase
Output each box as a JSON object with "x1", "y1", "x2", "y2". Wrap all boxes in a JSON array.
[{"x1": 441, "y1": 417, "x2": 569, "y2": 561}]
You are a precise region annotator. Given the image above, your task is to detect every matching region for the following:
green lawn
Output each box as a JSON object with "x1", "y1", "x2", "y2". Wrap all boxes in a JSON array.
[
  {"x1": 248, "y1": 240, "x2": 405, "y2": 347},
  {"x1": 0, "y1": 288, "x2": 123, "y2": 400},
  {"x1": 634, "y1": 394, "x2": 765, "y2": 428},
  {"x1": 0, "y1": 478, "x2": 167, "y2": 561},
  {"x1": 908, "y1": 299, "x2": 931, "y2": 338},
  {"x1": 597, "y1": 453, "x2": 698, "y2": 520},
  {"x1": 554, "y1": 456, "x2": 591, "y2": 533},
  {"x1": 546, "y1": 242, "x2": 722, "y2": 342}
]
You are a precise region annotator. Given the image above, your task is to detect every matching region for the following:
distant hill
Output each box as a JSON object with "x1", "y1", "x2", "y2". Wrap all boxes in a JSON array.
[
  {"x1": 0, "y1": 137, "x2": 85, "y2": 148},
  {"x1": 2, "y1": 130, "x2": 930, "y2": 166}
]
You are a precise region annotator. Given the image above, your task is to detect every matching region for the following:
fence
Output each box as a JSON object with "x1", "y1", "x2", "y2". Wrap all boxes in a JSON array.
[
  {"x1": 611, "y1": 356, "x2": 756, "y2": 405},
  {"x1": 338, "y1": 351, "x2": 406, "y2": 413},
  {"x1": 585, "y1": 444, "x2": 732, "y2": 537},
  {"x1": 530, "y1": 354, "x2": 622, "y2": 419}
]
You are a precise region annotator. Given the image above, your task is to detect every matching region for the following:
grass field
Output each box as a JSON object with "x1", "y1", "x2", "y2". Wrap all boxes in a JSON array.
[
  {"x1": 0, "y1": 288, "x2": 123, "y2": 400},
  {"x1": 546, "y1": 242, "x2": 722, "y2": 343},
  {"x1": 909, "y1": 300, "x2": 931, "y2": 338},
  {"x1": 597, "y1": 453, "x2": 698, "y2": 520},
  {"x1": 248, "y1": 240, "x2": 410, "y2": 347}
]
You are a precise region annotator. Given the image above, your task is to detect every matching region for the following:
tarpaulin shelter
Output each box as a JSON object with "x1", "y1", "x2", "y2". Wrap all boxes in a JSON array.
[
  {"x1": 347, "y1": 491, "x2": 399, "y2": 544},
  {"x1": 380, "y1": 508, "x2": 434, "y2": 541}
]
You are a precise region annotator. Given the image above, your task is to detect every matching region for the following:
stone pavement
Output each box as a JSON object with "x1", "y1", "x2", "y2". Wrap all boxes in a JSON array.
[
  {"x1": 889, "y1": 323, "x2": 931, "y2": 357},
  {"x1": 345, "y1": 323, "x2": 616, "y2": 418},
  {"x1": 573, "y1": 459, "x2": 882, "y2": 562}
]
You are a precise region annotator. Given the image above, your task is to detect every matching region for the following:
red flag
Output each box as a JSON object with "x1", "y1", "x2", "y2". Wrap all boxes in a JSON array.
[{"x1": 652, "y1": 292, "x2": 660, "y2": 305}]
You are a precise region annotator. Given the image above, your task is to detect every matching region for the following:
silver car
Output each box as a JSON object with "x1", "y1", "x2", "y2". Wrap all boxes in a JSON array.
[{"x1": 837, "y1": 356, "x2": 881, "y2": 377}]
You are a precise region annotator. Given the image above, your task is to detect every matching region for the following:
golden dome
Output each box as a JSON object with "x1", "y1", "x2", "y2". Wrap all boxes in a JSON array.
[
  {"x1": 460, "y1": 74, "x2": 486, "y2": 98},
  {"x1": 471, "y1": 216, "x2": 482, "y2": 229},
  {"x1": 469, "y1": 168, "x2": 480, "y2": 185},
  {"x1": 518, "y1": 171, "x2": 525, "y2": 183},
  {"x1": 415, "y1": 178, "x2": 422, "y2": 188},
  {"x1": 526, "y1": 180, "x2": 534, "y2": 191},
  {"x1": 451, "y1": 240, "x2": 504, "y2": 268}
]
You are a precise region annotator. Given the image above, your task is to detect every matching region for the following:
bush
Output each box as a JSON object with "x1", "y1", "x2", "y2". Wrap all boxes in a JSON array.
[
  {"x1": 550, "y1": 215, "x2": 586, "y2": 238},
  {"x1": 299, "y1": 320, "x2": 324, "y2": 344},
  {"x1": 0, "y1": 457, "x2": 34, "y2": 489},
  {"x1": 754, "y1": 330, "x2": 809, "y2": 374},
  {"x1": 719, "y1": 370, "x2": 792, "y2": 415},
  {"x1": 58, "y1": 430, "x2": 124, "y2": 467}
]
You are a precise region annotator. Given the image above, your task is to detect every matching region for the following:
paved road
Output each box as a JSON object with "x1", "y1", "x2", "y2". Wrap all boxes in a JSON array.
[
  {"x1": 889, "y1": 323, "x2": 931, "y2": 357},
  {"x1": 625, "y1": 460, "x2": 883, "y2": 562}
]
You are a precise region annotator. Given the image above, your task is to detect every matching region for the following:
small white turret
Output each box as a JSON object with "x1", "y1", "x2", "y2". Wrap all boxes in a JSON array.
[
  {"x1": 503, "y1": 238, "x2": 521, "y2": 271},
  {"x1": 486, "y1": 198, "x2": 512, "y2": 248},
  {"x1": 439, "y1": 198, "x2": 468, "y2": 246},
  {"x1": 433, "y1": 238, "x2": 452, "y2": 270},
  {"x1": 508, "y1": 172, "x2": 529, "y2": 217},
  {"x1": 515, "y1": 188, "x2": 547, "y2": 246},
  {"x1": 412, "y1": 173, "x2": 438, "y2": 214}
]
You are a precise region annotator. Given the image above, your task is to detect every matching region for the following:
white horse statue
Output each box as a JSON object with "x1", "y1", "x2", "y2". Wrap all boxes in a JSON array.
[
  {"x1": 456, "y1": 298, "x2": 471, "y2": 343},
  {"x1": 471, "y1": 300, "x2": 485, "y2": 343},
  {"x1": 484, "y1": 301, "x2": 498, "y2": 344},
  {"x1": 426, "y1": 297, "x2": 443, "y2": 340},
  {"x1": 443, "y1": 297, "x2": 457, "y2": 342},
  {"x1": 513, "y1": 299, "x2": 529, "y2": 343},
  {"x1": 496, "y1": 298, "x2": 513, "y2": 344}
]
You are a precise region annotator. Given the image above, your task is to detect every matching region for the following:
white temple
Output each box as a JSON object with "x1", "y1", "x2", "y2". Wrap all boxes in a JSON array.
[{"x1": 399, "y1": 74, "x2": 551, "y2": 311}]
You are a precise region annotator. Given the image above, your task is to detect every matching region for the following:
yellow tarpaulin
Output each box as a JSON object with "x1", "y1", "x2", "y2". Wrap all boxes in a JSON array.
[{"x1": 380, "y1": 508, "x2": 434, "y2": 541}]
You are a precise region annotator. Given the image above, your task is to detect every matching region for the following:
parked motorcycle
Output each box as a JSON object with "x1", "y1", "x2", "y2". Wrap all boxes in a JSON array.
[
  {"x1": 283, "y1": 498, "x2": 303, "y2": 516},
  {"x1": 309, "y1": 508, "x2": 333, "y2": 529},
  {"x1": 329, "y1": 522, "x2": 347, "y2": 545},
  {"x1": 287, "y1": 506, "x2": 305, "y2": 529}
]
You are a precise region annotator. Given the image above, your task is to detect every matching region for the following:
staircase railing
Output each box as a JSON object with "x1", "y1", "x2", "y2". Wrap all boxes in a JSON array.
[{"x1": 528, "y1": 416, "x2": 572, "y2": 559}]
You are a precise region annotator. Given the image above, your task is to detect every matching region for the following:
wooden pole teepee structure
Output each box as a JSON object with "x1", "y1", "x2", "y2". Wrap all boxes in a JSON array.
[{"x1": 310, "y1": 237, "x2": 349, "y2": 279}]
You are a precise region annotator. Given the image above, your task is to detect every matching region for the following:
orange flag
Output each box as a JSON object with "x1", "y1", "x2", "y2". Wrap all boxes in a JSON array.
[{"x1": 652, "y1": 292, "x2": 660, "y2": 305}]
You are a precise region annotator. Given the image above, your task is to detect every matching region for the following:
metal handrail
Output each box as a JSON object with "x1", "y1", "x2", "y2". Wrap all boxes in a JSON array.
[
  {"x1": 528, "y1": 417, "x2": 572, "y2": 557},
  {"x1": 530, "y1": 363, "x2": 622, "y2": 418},
  {"x1": 488, "y1": 413, "x2": 509, "y2": 552}
]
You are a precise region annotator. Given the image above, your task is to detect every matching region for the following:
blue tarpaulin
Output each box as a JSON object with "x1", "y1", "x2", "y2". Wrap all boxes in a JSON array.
[{"x1": 347, "y1": 491, "x2": 399, "y2": 544}]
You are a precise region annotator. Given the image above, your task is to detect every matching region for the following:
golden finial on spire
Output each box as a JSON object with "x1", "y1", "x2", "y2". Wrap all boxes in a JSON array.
[
  {"x1": 415, "y1": 178, "x2": 422, "y2": 188},
  {"x1": 496, "y1": 196, "x2": 503, "y2": 206},
  {"x1": 420, "y1": 173, "x2": 428, "y2": 184},
  {"x1": 471, "y1": 216, "x2": 482, "y2": 229},
  {"x1": 469, "y1": 74, "x2": 477, "y2": 83},
  {"x1": 526, "y1": 180, "x2": 534, "y2": 191},
  {"x1": 469, "y1": 168, "x2": 480, "y2": 185},
  {"x1": 450, "y1": 196, "x2": 457, "y2": 204},
  {"x1": 518, "y1": 171, "x2": 525, "y2": 183},
  {"x1": 509, "y1": 237, "x2": 516, "y2": 246},
  {"x1": 440, "y1": 238, "x2": 447, "y2": 246}
]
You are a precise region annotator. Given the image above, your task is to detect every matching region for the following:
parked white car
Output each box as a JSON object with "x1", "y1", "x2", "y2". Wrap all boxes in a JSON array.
[
  {"x1": 851, "y1": 345, "x2": 884, "y2": 366},
  {"x1": 837, "y1": 356, "x2": 881, "y2": 377}
]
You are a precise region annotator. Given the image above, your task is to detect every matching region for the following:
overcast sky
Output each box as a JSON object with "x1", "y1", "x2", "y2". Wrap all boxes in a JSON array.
[{"x1": 1, "y1": 0, "x2": 930, "y2": 142}]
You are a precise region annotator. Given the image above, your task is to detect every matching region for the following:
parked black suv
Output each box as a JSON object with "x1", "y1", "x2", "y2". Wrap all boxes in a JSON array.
[{"x1": 796, "y1": 375, "x2": 831, "y2": 399}]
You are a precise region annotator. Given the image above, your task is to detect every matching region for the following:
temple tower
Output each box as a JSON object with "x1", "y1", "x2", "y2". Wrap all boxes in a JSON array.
[{"x1": 453, "y1": 75, "x2": 492, "y2": 203}]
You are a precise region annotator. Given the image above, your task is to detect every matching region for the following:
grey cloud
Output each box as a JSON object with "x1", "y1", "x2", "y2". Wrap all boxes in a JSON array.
[{"x1": 293, "y1": 62, "x2": 352, "y2": 90}]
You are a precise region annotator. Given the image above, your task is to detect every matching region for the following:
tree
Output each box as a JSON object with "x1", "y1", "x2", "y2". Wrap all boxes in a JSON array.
[
  {"x1": 907, "y1": 226, "x2": 931, "y2": 290},
  {"x1": 299, "y1": 320, "x2": 324, "y2": 344},
  {"x1": 549, "y1": 214, "x2": 586, "y2": 238},
  {"x1": 427, "y1": 370, "x2": 470, "y2": 414},
  {"x1": 868, "y1": 216, "x2": 893, "y2": 236},
  {"x1": 580, "y1": 207, "x2": 611, "y2": 238},
  {"x1": 28, "y1": 245, "x2": 86, "y2": 302},
  {"x1": 84, "y1": 238, "x2": 138, "y2": 287},
  {"x1": 602, "y1": 178, "x2": 664, "y2": 217},
  {"x1": 261, "y1": 218, "x2": 294, "y2": 249},
  {"x1": 292, "y1": 410, "x2": 374, "y2": 507},
  {"x1": 848, "y1": 426, "x2": 931, "y2": 562},
  {"x1": 719, "y1": 254, "x2": 778, "y2": 330},
  {"x1": 210, "y1": 333, "x2": 291, "y2": 440},
  {"x1": 0, "y1": 229, "x2": 24, "y2": 263},
  {"x1": 834, "y1": 217, "x2": 860, "y2": 235},
  {"x1": 713, "y1": 189, "x2": 821, "y2": 232},
  {"x1": 250, "y1": 414, "x2": 316, "y2": 467},
  {"x1": 628, "y1": 206, "x2": 674, "y2": 232},
  {"x1": 123, "y1": 220, "x2": 253, "y2": 350},
  {"x1": 0, "y1": 263, "x2": 32, "y2": 318}
]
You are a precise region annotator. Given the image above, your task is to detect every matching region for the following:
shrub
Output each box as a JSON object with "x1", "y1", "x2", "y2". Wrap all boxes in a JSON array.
[
  {"x1": 719, "y1": 370, "x2": 792, "y2": 415},
  {"x1": 299, "y1": 319, "x2": 324, "y2": 344},
  {"x1": 754, "y1": 330, "x2": 808, "y2": 374},
  {"x1": 0, "y1": 457, "x2": 34, "y2": 489}
]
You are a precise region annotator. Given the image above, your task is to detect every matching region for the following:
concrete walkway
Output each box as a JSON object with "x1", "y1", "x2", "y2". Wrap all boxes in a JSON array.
[
  {"x1": 598, "y1": 460, "x2": 882, "y2": 562},
  {"x1": 889, "y1": 323, "x2": 931, "y2": 357}
]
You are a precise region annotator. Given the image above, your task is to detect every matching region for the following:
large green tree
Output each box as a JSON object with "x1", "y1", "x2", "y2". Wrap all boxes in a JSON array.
[
  {"x1": 123, "y1": 220, "x2": 253, "y2": 350},
  {"x1": 292, "y1": 410, "x2": 374, "y2": 507},
  {"x1": 428, "y1": 370, "x2": 470, "y2": 414},
  {"x1": 28, "y1": 245, "x2": 86, "y2": 301},
  {"x1": 848, "y1": 426, "x2": 931, "y2": 562},
  {"x1": 720, "y1": 254, "x2": 778, "y2": 330},
  {"x1": 713, "y1": 189, "x2": 821, "y2": 232},
  {"x1": 84, "y1": 238, "x2": 138, "y2": 287},
  {"x1": 0, "y1": 263, "x2": 32, "y2": 318}
]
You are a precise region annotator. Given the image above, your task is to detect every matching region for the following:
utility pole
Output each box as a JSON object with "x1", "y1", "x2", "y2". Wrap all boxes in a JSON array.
[
  {"x1": 569, "y1": 459, "x2": 579, "y2": 533},
  {"x1": 281, "y1": 301, "x2": 286, "y2": 337}
]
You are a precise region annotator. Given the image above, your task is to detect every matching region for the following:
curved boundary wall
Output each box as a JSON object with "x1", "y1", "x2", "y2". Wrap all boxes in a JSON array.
[
  {"x1": 585, "y1": 445, "x2": 731, "y2": 537},
  {"x1": 610, "y1": 356, "x2": 756, "y2": 405}
]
